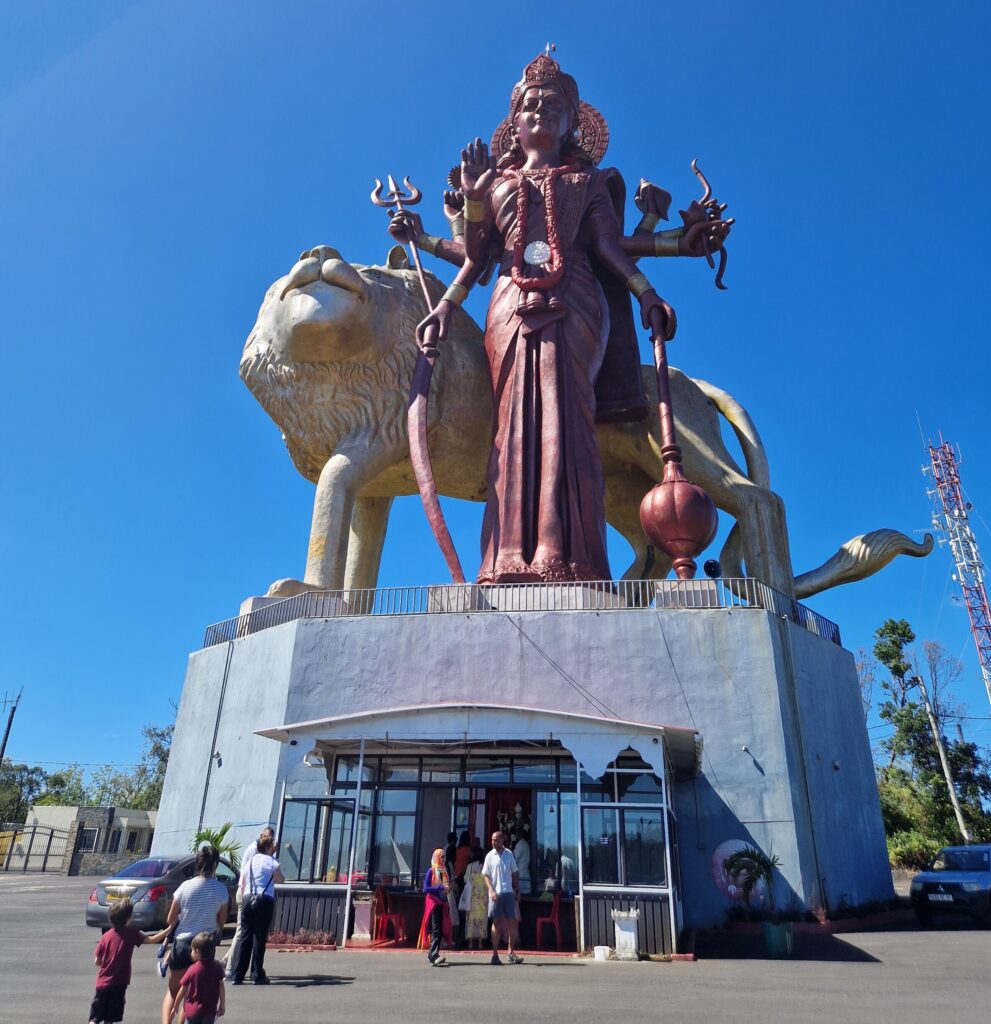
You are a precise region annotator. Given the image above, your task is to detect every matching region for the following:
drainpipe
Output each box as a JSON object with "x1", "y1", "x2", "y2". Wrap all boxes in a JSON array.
[{"x1": 198, "y1": 641, "x2": 235, "y2": 833}]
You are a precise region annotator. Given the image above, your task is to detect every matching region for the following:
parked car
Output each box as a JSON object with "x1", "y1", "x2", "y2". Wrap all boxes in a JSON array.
[
  {"x1": 86, "y1": 854, "x2": 240, "y2": 932},
  {"x1": 909, "y1": 844, "x2": 991, "y2": 926}
]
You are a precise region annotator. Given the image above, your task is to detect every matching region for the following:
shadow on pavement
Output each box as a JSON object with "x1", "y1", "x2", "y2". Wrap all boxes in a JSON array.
[
  {"x1": 695, "y1": 931, "x2": 880, "y2": 963},
  {"x1": 271, "y1": 974, "x2": 356, "y2": 987}
]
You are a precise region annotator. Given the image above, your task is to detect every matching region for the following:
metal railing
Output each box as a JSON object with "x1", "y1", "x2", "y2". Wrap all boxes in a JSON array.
[{"x1": 202, "y1": 578, "x2": 841, "y2": 649}]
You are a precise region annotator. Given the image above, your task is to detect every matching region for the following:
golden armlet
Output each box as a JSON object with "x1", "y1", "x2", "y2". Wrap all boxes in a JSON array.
[
  {"x1": 463, "y1": 198, "x2": 486, "y2": 223},
  {"x1": 653, "y1": 235, "x2": 679, "y2": 257},
  {"x1": 626, "y1": 273, "x2": 654, "y2": 299},
  {"x1": 443, "y1": 283, "x2": 469, "y2": 307},
  {"x1": 450, "y1": 215, "x2": 465, "y2": 239},
  {"x1": 417, "y1": 234, "x2": 441, "y2": 255},
  {"x1": 636, "y1": 213, "x2": 660, "y2": 233}
]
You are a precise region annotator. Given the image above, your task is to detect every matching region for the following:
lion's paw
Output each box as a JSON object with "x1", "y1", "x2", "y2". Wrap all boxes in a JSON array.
[{"x1": 266, "y1": 578, "x2": 325, "y2": 598}]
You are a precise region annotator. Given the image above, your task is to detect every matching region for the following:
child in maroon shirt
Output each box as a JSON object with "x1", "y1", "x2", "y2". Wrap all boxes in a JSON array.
[
  {"x1": 169, "y1": 931, "x2": 226, "y2": 1023},
  {"x1": 90, "y1": 899, "x2": 170, "y2": 1024}
]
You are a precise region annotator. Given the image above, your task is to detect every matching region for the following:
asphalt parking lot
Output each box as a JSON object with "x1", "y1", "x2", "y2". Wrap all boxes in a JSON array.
[{"x1": 1, "y1": 875, "x2": 988, "y2": 1023}]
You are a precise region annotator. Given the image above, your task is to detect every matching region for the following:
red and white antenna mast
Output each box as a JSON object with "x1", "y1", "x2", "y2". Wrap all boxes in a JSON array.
[{"x1": 924, "y1": 437, "x2": 991, "y2": 713}]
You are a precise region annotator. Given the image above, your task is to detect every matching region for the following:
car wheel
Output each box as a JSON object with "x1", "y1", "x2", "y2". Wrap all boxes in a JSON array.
[{"x1": 101, "y1": 927, "x2": 110, "y2": 934}]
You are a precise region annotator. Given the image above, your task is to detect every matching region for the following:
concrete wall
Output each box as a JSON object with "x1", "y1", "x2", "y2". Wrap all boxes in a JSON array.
[
  {"x1": 154, "y1": 604, "x2": 892, "y2": 927},
  {"x1": 154, "y1": 623, "x2": 298, "y2": 855}
]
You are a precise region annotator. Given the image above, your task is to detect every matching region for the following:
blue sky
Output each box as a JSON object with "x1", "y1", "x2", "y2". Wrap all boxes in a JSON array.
[{"x1": 1, "y1": 0, "x2": 989, "y2": 775}]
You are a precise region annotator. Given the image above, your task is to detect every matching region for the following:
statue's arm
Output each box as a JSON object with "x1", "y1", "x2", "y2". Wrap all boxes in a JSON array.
[
  {"x1": 388, "y1": 210, "x2": 466, "y2": 267},
  {"x1": 587, "y1": 185, "x2": 678, "y2": 340}
]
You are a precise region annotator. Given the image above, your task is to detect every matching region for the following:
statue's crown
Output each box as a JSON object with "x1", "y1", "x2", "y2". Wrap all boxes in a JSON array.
[{"x1": 511, "y1": 53, "x2": 579, "y2": 116}]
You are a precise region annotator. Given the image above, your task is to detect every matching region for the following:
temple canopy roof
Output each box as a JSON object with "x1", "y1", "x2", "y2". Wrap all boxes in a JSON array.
[{"x1": 256, "y1": 702, "x2": 702, "y2": 781}]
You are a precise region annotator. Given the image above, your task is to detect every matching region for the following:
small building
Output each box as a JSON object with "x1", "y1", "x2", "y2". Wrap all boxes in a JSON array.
[{"x1": 20, "y1": 805, "x2": 157, "y2": 876}]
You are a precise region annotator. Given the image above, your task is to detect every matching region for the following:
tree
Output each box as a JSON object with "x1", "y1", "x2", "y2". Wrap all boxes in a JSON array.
[
  {"x1": 190, "y1": 822, "x2": 241, "y2": 873},
  {"x1": 872, "y1": 619, "x2": 991, "y2": 864},
  {"x1": 35, "y1": 764, "x2": 88, "y2": 807},
  {"x1": 88, "y1": 722, "x2": 173, "y2": 810},
  {"x1": 0, "y1": 760, "x2": 48, "y2": 823}
]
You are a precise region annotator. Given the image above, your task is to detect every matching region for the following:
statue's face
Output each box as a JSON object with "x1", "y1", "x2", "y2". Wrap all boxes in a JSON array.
[{"x1": 514, "y1": 85, "x2": 571, "y2": 151}]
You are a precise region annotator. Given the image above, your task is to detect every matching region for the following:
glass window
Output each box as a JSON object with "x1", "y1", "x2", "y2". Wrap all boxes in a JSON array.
[
  {"x1": 533, "y1": 791, "x2": 559, "y2": 895},
  {"x1": 380, "y1": 758, "x2": 419, "y2": 783},
  {"x1": 616, "y1": 773, "x2": 663, "y2": 802},
  {"x1": 582, "y1": 807, "x2": 620, "y2": 885},
  {"x1": 320, "y1": 802, "x2": 369, "y2": 885},
  {"x1": 79, "y1": 828, "x2": 98, "y2": 853},
  {"x1": 126, "y1": 831, "x2": 138, "y2": 852},
  {"x1": 216, "y1": 862, "x2": 237, "y2": 883},
  {"x1": 422, "y1": 757, "x2": 462, "y2": 782},
  {"x1": 624, "y1": 810, "x2": 665, "y2": 885},
  {"x1": 559, "y1": 760, "x2": 577, "y2": 784},
  {"x1": 108, "y1": 828, "x2": 122, "y2": 854},
  {"x1": 334, "y1": 755, "x2": 377, "y2": 784},
  {"x1": 558, "y1": 792, "x2": 578, "y2": 896},
  {"x1": 513, "y1": 758, "x2": 557, "y2": 783},
  {"x1": 373, "y1": 789, "x2": 417, "y2": 886},
  {"x1": 465, "y1": 758, "x2": 511, "y2": 784},
  {"x1": 280, "y1": 800, "x2": 320, "y2": 881}
]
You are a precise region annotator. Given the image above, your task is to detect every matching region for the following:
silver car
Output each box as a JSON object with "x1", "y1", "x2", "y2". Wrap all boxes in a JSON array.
[{"x1": 86, "y1": 854, "x2": 239, "y2": 932}]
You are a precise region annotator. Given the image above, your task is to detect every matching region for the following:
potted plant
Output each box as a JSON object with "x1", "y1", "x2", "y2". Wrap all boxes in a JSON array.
[{"x1": 724, "y1": 844, "x2": 793, "y2": 958}]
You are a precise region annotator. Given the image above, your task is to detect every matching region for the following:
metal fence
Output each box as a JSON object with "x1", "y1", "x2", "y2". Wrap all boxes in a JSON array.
[
  {"x1": 0, "y1": 824, "x2": 69, "y2": 873},
  {"x1": 203, "y1": 577, "x2": 841, "y2": 649}
]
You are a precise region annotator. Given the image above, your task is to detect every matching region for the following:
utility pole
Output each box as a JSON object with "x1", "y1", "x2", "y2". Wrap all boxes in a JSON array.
[
  {"x1": 913, "y1": 674, "x2": 971, "y2": 843},
  {"x1": 0, "y1": 688, "x2": 23, "y2": 765}
]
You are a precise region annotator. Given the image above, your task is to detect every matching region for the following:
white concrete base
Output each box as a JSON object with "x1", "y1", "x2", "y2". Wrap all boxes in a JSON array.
[{"x1": 155, "y1": 604, "x2": 893, "y2": 929}]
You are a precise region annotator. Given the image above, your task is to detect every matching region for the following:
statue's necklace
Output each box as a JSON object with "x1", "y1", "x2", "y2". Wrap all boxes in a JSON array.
[{"x1": 509, "y1": 165, "x2": 580, "y2": 292}]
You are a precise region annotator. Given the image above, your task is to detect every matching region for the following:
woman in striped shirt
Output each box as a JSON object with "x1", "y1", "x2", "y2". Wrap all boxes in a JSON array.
[{"x1": 160, "y1": 844, "x2": 230, "y2": 1024}]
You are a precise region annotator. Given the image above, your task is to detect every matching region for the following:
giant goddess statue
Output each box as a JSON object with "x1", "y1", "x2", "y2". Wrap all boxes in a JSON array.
[{"x1": 395, "y1": 53, "x2": 730, "y2": 584}]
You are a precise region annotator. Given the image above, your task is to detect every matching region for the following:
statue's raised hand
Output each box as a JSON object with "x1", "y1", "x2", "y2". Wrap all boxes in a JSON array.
[
  {"x1": 388, "y1": 209, "x2": 424, "y2": 245},
  {"x1": 461, "y1": 138, "x2": 496, "y2": 200},
  {"x1": 678, "y1": 211, "x2": 734, "y2": 259},
  {"x1": 635, "y1": 179, "x2": 672, "y2": 222}
]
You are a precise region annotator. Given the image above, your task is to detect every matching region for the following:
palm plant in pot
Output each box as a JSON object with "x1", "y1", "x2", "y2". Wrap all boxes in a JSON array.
[{"x1": 724, "y1": 844, "x2": 793, "y2": 958}]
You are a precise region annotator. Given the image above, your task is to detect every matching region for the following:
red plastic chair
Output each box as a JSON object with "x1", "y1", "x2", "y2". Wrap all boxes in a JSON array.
[
  {"x1": 536, "y1": 890, "x2": 563, "y2": 951},
  {"x1": 373, "y1": 885, "x2": 406, "y2": 943}
]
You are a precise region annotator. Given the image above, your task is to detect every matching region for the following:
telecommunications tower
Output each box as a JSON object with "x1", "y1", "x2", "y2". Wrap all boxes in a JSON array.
[{"x1": 924, "y1": 438, "x2": 991, "y2": 713}]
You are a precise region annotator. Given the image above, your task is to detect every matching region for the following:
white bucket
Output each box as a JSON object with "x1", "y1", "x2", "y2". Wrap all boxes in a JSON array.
[{"x1": 593, "y1": 945, "x2": 610, "y2": 961}]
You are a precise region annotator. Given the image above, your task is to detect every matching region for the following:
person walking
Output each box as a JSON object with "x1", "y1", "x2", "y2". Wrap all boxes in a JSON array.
[
  {"x1": 89, "y1": 898, "x2": 170, "y2": 1024},
  {"x1": 160, "y1": 845, "x2": 230, "y2": 1024},
  {"x1": 482, "y1": 830, "x2": 523, "y2": 965},
  {"x1": 166, "y1": 931, "x2": 225, "y2": 1024},
  {"x1": 223, "y1": 826, "x2": 274, "y2": 977},
  {"x1": 231, "y1": 833, "x2": 284, "y2": 985},
  {"x1": 418, "y1": 847, "x2": 452, "y2": 966}
]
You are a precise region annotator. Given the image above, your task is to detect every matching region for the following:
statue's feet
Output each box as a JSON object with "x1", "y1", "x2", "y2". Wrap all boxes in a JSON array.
[{"x1": 266, "y1": 578, "x2": 326, "y2": 598}]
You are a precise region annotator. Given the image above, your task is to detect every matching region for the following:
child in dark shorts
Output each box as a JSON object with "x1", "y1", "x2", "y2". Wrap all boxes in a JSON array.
[
  {"x1": 89, "y1": 899, "x2": 170, "y2": 1024},
  {"x1": 168, "y1": 931, "x2": 226, "y2": 1023}
]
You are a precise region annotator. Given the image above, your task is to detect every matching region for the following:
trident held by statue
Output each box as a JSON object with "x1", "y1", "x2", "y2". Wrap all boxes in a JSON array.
[{"x1": 371, "y1": 175, "x2": 467, "y2": 584}]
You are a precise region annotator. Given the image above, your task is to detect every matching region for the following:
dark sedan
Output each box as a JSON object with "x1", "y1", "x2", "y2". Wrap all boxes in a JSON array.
[
  {"x1": 86, "y1": 854, "x2": 239, "y2": 932},
  {"x1": 910, "y1": 844, "x2": 991, "y2": 925}
]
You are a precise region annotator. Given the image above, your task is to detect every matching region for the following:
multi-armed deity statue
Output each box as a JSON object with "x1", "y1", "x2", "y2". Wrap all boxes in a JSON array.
[
  {"x1": 385, "y1": 52, "x2": 731, "y2": 585},
  {"x1": 241, "y1": 52, "x2": 931, "y2": 599}
]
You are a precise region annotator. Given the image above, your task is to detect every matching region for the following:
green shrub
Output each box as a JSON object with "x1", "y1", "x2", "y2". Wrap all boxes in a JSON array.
[{"x1": 886, "y1": 830, "x2": 940, "y2": 869}]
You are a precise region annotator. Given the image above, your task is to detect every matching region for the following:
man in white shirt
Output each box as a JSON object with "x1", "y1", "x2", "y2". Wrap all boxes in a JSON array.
[{"x1": 482, "y1": 830, "x2": 523, "y2": 965}]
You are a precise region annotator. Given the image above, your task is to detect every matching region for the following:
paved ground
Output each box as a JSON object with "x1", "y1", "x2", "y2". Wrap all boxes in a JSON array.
[{"x1": 1, "y1": 875, "x2": 988, "y2": 1023}]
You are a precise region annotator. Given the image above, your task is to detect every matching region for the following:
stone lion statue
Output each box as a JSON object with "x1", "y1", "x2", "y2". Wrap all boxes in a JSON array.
[{"x1": 241, "y1": 244, "x2": 930, "y2": 599}]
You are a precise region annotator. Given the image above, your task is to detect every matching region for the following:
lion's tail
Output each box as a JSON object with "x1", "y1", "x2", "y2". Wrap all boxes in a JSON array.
[{"x1": 693, "y1": 378, "x2": 771, "y2": 489}]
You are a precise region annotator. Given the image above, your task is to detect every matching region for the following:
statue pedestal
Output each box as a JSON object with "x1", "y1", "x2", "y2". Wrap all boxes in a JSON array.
[{"x1": 156, "y1": 593, "x2": 892, "y2": 930}]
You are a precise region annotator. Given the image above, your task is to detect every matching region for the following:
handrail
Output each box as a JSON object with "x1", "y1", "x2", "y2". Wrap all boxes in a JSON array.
[{"x1": 202, "y1": 578, "x2": 841, "y2": 649}]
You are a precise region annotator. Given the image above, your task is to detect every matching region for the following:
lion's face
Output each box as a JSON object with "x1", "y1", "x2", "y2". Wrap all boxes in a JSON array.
[{"x1": 246, "y1": 244, "x2": 381, "y2": 365}]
